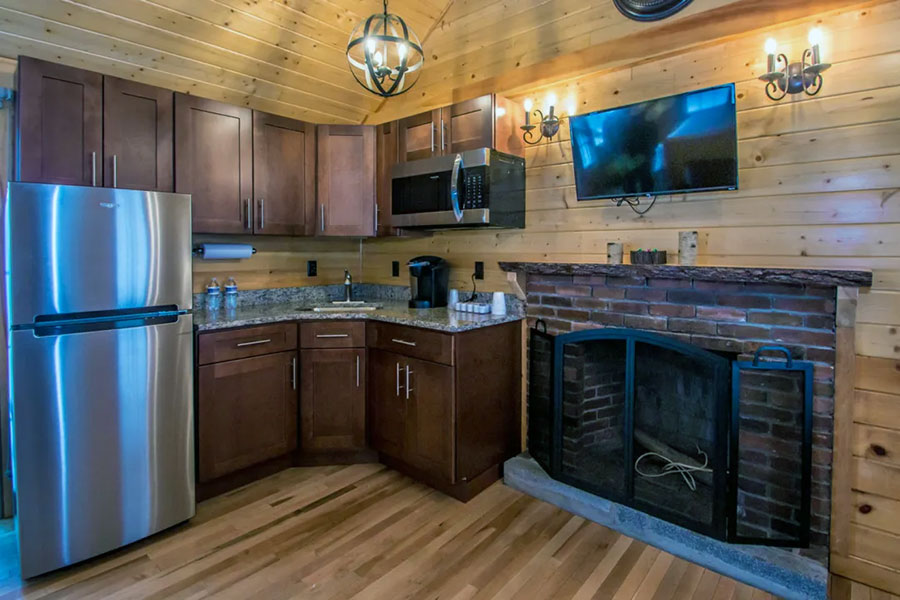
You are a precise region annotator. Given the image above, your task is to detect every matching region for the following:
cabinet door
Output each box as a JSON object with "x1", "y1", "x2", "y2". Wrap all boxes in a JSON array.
[
  {"x1": 252, "y1": 111, "x2": 315, "y2": 236},
  {"x1": 103, "y1": 76, "x2": 174, "y2": 192},
  {"x1": 16, "y1": 56, "x2": 102, "y2": 186},
  {"x1": 398, "y1": 109, "x2": 441, "y2": 161},
  {"x1": 405, "y1": 356, "x2": 455, "y2": 483},
  {"x1": 197, "y1": 351, "x2": 297, "y2": 482},
  {"x1": 368, "y1": 349, "x2": 407, "y2": 459},
  {"x1": 175, "y1": 94, "x2": 253, "y2": 234},
  {"x1": 375, "y1": 121, "x2": 398, "y2": 237},
  {"x1": 300, "y1": 349, "x2": 366, "y2": 451},
  {"x1": 316, "y1": 125, "x2": 376, "y2": 237},
  {"x1": 443, "y1": 95, "x2": 494, "y2": 155}
]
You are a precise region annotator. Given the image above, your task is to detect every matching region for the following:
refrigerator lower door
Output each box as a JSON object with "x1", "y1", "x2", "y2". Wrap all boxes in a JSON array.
[{"x1": 10, "y1": 314, "x2": 194, "y2": 578}]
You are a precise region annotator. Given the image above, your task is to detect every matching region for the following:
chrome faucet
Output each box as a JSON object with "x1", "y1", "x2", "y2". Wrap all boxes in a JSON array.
[{"x1": 343, "y1": 269, "x2": 352, "y2": 302}]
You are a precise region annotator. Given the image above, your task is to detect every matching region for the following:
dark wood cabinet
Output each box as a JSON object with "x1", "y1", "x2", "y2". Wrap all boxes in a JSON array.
[
  {"x1": 103, "y1": 77, "x2": 174, "y2": 192},
  {"x1": 300, "y1": 348, "x2": 366, "y2": 451},
  {"x1": 369, "y1": 349, "x2": 409, "y2": 460},
  {"x1": 175, "y1": 94, "x2": 253, "y2": 234},
  {"x1": 397, "y1": 108, "x2": 441, "y2": 162},
  {"x1": 316, "y1": 124, "x2": 376, "y2": 237},
  {"x1": 367, "y1": 321, "x2": 521, "y2": 501},
  {"x1": 395, "y1": 95, "x2": 523, "y2": 164},
  {"x1": 375, "y1": 121, "x2": 399, "y2": 237},
  {"x1": 197, "y1": 350, "x2": 298, "y2": 483},
  {"x1": 252, "y1": 111, "x2": 315, "y2": 236},
  {"x1": 403, "y1": 356, "x2": 454, "y2": 482},
  {"x1": 16, "y1": 56, "x2": 102, "y2": 186}
]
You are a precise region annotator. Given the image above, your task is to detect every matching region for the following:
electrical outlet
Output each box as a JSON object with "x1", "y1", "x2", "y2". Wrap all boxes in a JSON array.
[
  {"x1": 392, "y1": 260, "x2": 400, "y2": 277},
  {"x1": 474, "y1": 261, "x2": 484, "y2": 280},
  {"x1": 307, "y1": 260, "x2": 317, "y2": 277}
]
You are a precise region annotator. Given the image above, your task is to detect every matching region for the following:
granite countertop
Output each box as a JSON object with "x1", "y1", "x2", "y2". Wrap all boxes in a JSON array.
[{"x1": 193, "y1": 300, "x2": 523, "y2": 333}]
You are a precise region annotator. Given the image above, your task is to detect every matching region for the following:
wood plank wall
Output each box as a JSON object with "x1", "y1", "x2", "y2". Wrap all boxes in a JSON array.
[
  {"x1": 364, "y1": 1, "x2": 900, "y2": 588},
  {"x1": 192, "y1": 235, "x2": 361, "y2": 294}
]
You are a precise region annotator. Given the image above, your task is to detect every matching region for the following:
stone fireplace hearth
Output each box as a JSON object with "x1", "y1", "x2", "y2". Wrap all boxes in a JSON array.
[{"x1": 500, "y1": 262, "x2": 872, "y2": 600}]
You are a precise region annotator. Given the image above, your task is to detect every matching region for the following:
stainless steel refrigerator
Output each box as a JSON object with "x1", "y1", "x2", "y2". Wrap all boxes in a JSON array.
[{"x1": 4, "y1": 182, "x2": 195, "y2": 578}]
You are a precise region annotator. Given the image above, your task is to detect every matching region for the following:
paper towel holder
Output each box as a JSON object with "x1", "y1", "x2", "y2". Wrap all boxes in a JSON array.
[{"x1": 192, "y1": 246, "x2": 257, "y2": 256}]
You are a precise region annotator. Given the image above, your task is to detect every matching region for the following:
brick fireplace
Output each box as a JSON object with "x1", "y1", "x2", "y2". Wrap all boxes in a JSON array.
[{"x1": 503, "y1": 262, "x2": 873, "y2": 578}]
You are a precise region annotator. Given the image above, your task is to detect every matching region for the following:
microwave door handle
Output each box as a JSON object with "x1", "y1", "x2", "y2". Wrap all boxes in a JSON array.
[{"x1": 450, "y1": 153, "x2": 464, "y2": 222}]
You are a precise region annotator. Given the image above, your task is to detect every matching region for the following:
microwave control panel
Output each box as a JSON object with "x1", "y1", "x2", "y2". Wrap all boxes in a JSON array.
[{"x1": 462, "y1": 170, "x2": 487, "y2": 210}]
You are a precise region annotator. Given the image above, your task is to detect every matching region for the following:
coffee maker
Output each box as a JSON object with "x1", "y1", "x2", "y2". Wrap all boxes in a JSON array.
[{"x1": 408, "y1": 256, "x2": 449, "y2": 308}]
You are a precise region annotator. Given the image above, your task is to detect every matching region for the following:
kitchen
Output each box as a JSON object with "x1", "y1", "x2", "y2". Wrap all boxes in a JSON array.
[{"x1": 0, "y1": 1, "x2": 899, "y2": 599}]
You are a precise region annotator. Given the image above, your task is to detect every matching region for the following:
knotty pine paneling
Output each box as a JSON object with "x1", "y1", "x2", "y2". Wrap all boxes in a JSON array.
[
  {"x1": 364, "y1": 2, "x2": 900, "y2": 351},
  {"x1": 366, "y1": 4, "x2": 900, "y2": 590},
  {"x1": 192, "y1": 236, "x2": 361, "y2": 294}
]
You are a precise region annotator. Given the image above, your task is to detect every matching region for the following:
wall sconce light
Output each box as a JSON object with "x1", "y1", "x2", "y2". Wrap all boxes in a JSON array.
[
  {"x1": 521, "y1": 94, "x2": 573, "y2": 145},
  {"x1": 759, "y1": 28, "x2": 831, "y2": 101}
]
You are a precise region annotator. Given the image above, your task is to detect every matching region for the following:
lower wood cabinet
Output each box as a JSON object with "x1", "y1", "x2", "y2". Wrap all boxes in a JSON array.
[
  {"x1": 300, "y1": 348, "x2": 366, "y2": 451},
  {"x1": 197, "y1": 350, "x2": 298, "y2": 483},
  {"x1": 367, "y1": 321, "x2": 521, "y2": 501}
]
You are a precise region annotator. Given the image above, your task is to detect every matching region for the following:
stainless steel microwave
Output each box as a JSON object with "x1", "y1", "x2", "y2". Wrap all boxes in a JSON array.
[{"x1": 390, "y1": 148, "x2": 525, "y2": 229}]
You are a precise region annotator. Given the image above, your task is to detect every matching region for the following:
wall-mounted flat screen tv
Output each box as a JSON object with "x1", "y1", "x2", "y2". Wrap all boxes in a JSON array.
[{"x1": 569, "y1": 83, "x2": 738, "y2": 200}]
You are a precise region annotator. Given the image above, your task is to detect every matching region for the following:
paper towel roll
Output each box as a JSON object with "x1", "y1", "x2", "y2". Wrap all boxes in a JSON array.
[{"x1": 199, "y1": 243, "x2": 254, "y2": 260}]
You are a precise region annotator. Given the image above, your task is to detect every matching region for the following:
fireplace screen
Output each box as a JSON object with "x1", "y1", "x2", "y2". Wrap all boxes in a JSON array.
[{"x1": 527, "y1": 323, "x2": 813, "y2": 546}]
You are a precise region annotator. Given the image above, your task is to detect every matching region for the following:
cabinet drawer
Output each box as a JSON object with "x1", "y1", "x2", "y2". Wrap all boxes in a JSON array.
[
  {"x1": 300, "y1": 321, "x2": 365, "y2": 348},
  {"x1": 198, "y1": 323, "x2": 297, "y2": 365},
  {"x1": 367, "y1": 322, "x2": 454, "y2": 366}
]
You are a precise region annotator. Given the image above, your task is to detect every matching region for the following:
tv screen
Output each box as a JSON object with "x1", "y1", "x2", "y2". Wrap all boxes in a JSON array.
[{"x1": 569, "y1": 83, "x2": 738, "y2": 200}]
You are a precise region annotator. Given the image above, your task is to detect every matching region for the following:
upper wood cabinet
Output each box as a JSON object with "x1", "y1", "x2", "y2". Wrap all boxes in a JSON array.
[
  {"x1": 103, "y1": 77, "x2": 174, "y2": 192},
  {"x1": 16, "y1": 57, "x2": 174, "y2": 191},
  {"x1": 375, "y1": 121, "x2": 399, "y2": 237},
  {"x1": 316, "y1": 124, "x2": 376, "y2": 237},
  {"x1": 16, "y1": 56, "x2": 102, "y2": 186},
  {"x1": 396, "y1": 94, "x2": 523, "y2": 163},
  {"x1": 252, "y1": 112, "x2": 315, "y2": 236},
  {"x1": 175, "y1": 94, "x2": 253, "y2": 234}
]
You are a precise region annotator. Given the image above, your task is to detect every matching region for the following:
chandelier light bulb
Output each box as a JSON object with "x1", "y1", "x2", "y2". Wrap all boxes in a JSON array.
[
  {"x1": 366, "y1": 37, "x2": 377, "y2": 54},
  {"x1": 397, "y1": 43, "x2": 407, "y2": 61}
]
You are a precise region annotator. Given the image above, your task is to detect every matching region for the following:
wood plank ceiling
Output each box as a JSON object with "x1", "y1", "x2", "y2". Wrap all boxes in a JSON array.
[{"x1": 0, "y1": 0, "x2": 873, "y2": 125}]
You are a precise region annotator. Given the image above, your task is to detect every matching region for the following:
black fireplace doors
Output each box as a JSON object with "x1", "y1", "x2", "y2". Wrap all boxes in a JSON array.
[{"x1": 527, "y1": 322, "x2": 813, "y2": 547}]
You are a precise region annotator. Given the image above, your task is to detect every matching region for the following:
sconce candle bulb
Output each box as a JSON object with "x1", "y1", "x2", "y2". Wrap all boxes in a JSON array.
[{"x1": 764, "y1": 38, "x2": 777, "y2": 73}]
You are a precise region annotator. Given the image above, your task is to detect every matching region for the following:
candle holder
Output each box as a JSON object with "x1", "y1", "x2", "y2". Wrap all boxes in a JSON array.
[
  {"x1": 759, "y1": 30, "x2": 831, "y2": 102},
  {"x1": 521, "y1": 107, "x2": 562, "y2": 145}
]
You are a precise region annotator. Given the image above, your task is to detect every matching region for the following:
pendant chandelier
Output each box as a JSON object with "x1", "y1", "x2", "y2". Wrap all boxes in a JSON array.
[{"x1": 346, "y1": 0, "x2": 424, "y2": 98}]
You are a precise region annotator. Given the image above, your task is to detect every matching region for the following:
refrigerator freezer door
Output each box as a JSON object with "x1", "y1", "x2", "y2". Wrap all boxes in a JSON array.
[
  {"x1": 10, "y1": 314, "x2": 195, "y2": 578},
  {"x1": 5, "y1": 183, "x2": 192, "y2": 326}
]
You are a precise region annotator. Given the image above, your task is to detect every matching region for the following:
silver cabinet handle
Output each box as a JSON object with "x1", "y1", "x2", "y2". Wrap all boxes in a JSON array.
[
  {"x1": 430, "y1": 123, "x2": 435, "y2": 154},
  {"x1": 291, "y1": 356, "x2": 297, "y2": 390},
  {"x1": 112, "y1": 155, "x2": 118, "y2": 188},
  {"x1": 91, "y1": 151, "x2": 97, "y2": 186},
  {"x1": 259, "y1": 198, "x2": 265, "y2": 230},
  {"x1": 396, "y1": 362, "x2": 403, "y2": 396},
  {"x1": 320, "y1": 204, "x2": 325, "y2": 232},
  {"x1": 244, "y1": 198, "x2": 252, "y2": 230},
  {"x1": 356, "y1": 354, "x2": 360, "y2": 388},
  {"x1": 405, "y1": 365, "x2": 413, "y2": 400},
  {"x1": 316, "y1": 333, "x2": 349, "y2": 339},
  {"x1": 441, "y1": 121, "x2": 446, "y2": 151},
  {"x1": 374, "y1": 203, "x2": 379, "y2": 233},
  {"x1": 391, "y1": 338, "x2": 417, "y2": 347},
  {"x1": 236, "y1": 338, "x2": 271, "y2": 347}
]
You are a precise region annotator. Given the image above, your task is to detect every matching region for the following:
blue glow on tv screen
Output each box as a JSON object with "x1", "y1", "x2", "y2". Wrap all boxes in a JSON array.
[{"x1": 569, "y1": 83, "x2": 738, "y2": 200}]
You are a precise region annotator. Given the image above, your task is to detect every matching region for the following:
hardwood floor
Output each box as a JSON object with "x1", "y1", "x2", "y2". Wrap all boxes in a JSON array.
[{"x1": 0, "y1": 464, "x2": 865, "y2": 599}]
